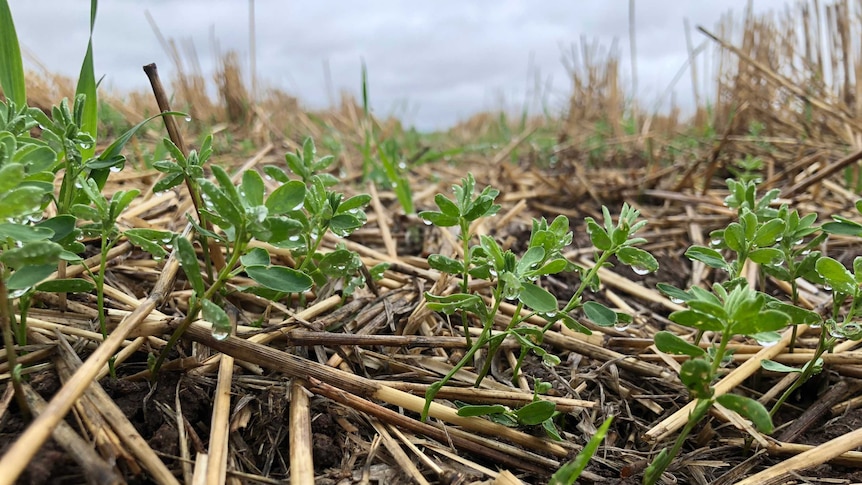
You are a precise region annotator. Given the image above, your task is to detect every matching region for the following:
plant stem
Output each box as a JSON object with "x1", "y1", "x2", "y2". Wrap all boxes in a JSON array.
[
  {"x1": 562, "y1": 249, "x2": 613, "y2": 313},
  {"x1": 460, "y1": 219, "x2": 473, "y2": 346},
  {"x1": 151, "y1": 235, "x2": 247, "y2": 376},
  {"x1": 0, "y1": 271, "x2": 30, "y2": 419}
]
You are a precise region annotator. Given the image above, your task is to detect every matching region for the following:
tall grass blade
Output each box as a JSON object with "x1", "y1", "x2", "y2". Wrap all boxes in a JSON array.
[
  {"x1": 75, "y1": 0, "x2": 99, "y2": 162},
  {"x1": 0, "y1": 0, "x2": 26, "y2": 106}
]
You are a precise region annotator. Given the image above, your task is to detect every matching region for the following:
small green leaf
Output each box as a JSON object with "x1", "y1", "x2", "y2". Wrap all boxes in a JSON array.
[
  {"x1": 337, "y1": 194, "x2": 371, "y2": 213},
  {"x1": 585, "y1": 219, "x2": 612, "y2": 251},
  {"x1": 202, "y1": 298, "x2": 232, "y2": 338},
  {"x1": 329, "y1": 213, "x2": 366, "y2": 237},
  {"x1": 246, "y1": 265, "x2": 313, "y2": 293},
  {"x1": 723, "y1": 222, "x2": 745, "y2": 252},
  {"x1": 427, "y1": 254, "x2": 464, "y2": 274},
  {"x1": 679, "y1": 358, "x2": 713, "y2": 399},
  {"x1": 816, "y1": 257, "x2": 857, "y2": 295},
  {"x1": 419, "y1": 210, "x2": 458, "y2": 227},
  {"x1": 175, "y1": 236, "x2": 205, "y2": 295},
  {"x1": 716, "y1": 393, "x2": 773, "y2": 433},
  {"x1": 514, "y1": 399, "x2": 556, "y2": 425},
  {"x1": 240, "y1": 247, "x2": 271, "y2": 267},
  {"x1": 239, "y1": 169, "x2": 265, "y2": 208},
  {"x1": 654, "y1": 331, "x2": 705, "y2": 357},
  {"x1": 548, "y1": 416, "x2": 613, "y2": 485},
  {"x1": 583, "y1": 301, "x2": 617, "y2": 327},
  {"x1": 0, "y1": 223, "x2": 53, "y2": 242},
  {"x1": 36, "y1": 278, "x2": 95, "y2": 293},
  {"x1": 519, "y1": 282, "x2": 557, "y2": 312},
  {"x1": 753, "y1": 219, "x2": 785, "y2": 247},
  {"x1": 560, "y1": 314, "x2": 592, "y2": 335},
  {"x1": 669, "y1": 309, "x2": 724, "y2": 332},
  {"x1": 0, "y1": 241, "x2": 62, "y2": 269},
  {"x1": 685, "y1": 246, "x2": 729, "y2": 270},
  {"x1": 617, "y1": 246, "x2": 658, "y2": 274},
  {"x1": 318, "y1": 249, "x2": 360, "y2": 277},
  {"x1": 760, "y1": 359, "x2": 803, "y2": 373},
  {"x1": 657, "y1": 283, "x2": 691, "y2": 303},
  {"x1": 199, "y1": 179, "x2": 242, "y2": 229},
  {"x1": 749, "y1": 247, "x2": 783, "y2": 265},
  {"x1": 434, "y1": 193, "x2": 460, "y2": 217},
  {"x1": 266, "y1": 180, "x2": 306, "y2": 214},
  {"x1": 425, "y1": 292, "x2": 486, "y2": 318},
  {"x1": 456, "y1": 404, "x2": 508, "y2": 417},
  {"x1": 7, "y1": 264, "x2": 56, "y2": 290},
  {"x1": 516, "y1": 247, "x2": 545, "y2": 275}
]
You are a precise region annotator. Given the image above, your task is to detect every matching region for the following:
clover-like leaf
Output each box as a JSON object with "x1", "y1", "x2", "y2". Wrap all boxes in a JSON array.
[
  {"x1": 685, "y1": 246, "x2": 729, "y2": 270},
  {"x1": 202, "y1": 298, "x2": 232, "y2": 339},
  {"x1": 514, "y1": 400, "x2": 556, "y2": 426},
  {"x1": 246, "y1": 265, "x2": 313, "y2": 294},
  {"x1": 0, "y1": 240, "x2": 62, "y2": 269},
  {"x1": 519, "y1": 282, "x2": 557, "y2": 313},
  {"x1": 175, "y1": 236, "x2": 205, "y2": 296},
  {"x1": 427, "y1": 254, "x2": 464, "y2": 274},
  {"x1": 583, "y1": 301, "x2": 617, "y2": 327},
  {"x1": 36, "y1": 278, "x2": 95, "y2": 293},
  {"x1": 715, "y1": 393, "x2": 773, "y2": 434},
  {"x1": 654, "y1": 331, "x2": 705, "y2": 357},
  {"x1": 816, "y1": 257, "x2": 857, "y2": 295},
  {"x1": 679, "y1": 358, "x2": 713, "y2": 399},
  {"x1": 617, "y1": 246, "x2": 658, "y2": 274}
]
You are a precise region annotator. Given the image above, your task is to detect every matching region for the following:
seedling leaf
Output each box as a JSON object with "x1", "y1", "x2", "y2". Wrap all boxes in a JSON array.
[{"x1": 716, "y1": 393, "x2": 773, "y2": 433}]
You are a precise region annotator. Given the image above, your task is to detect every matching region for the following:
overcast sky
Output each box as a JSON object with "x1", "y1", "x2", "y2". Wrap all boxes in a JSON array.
[{"x1": 11, "y1": 0, "x2": 791, "y2": 131}]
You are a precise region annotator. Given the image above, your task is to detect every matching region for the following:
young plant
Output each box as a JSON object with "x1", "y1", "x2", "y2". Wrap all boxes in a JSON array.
[
  {"x1": 649, "y1": 178, "x2": 830, "y2": 482},
  {"x1": 456, "y1": 379, "x2": 564, "y2": 440},
  {"x1": 647, "y1": 283, "x2": 788, "y2": 484},
  {"x1": 154, "y1": 137, "x2": 370, "y2": 372},
  {"x1": 420, "y1": 176, "x2": 657, "y2": 422},
  {"x1": 549, "y1": 416, "x2": 613, "y2": 485}
]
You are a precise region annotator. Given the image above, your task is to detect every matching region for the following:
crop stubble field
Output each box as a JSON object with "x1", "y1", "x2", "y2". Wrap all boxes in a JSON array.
[{"x1": 5, "y1": 1, "x2": 862, "y2": 484}]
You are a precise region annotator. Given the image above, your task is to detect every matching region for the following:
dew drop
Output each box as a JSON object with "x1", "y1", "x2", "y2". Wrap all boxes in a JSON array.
[
  {"x1": 165, "y1": 243, "x2": 173, "y2": 250},
  {"x1": 422, "y1": 219, "x2": 432, "y2": 226},
  {"x1": 756, "y1": 338, "x2": 777, "y2": 347},
  {"x1": 823, "y1": 284, "x2": 832, "y2": 292},
  {"x1": 793, "y1": 239, "x2": 803, "y2": 246},
  {"x1": 9, "y1": 287, "x2": 31, "y2": 299},
  {"x1": 775, "y1": 236, "x2": 783, "y2": 242},
  {"x1": 288, "y1": 235, "x2": 300, "y2": 242},
  {"x1": 212, "y1": 327, "x2": 229, "y2": 341},
  {"x1": 710, "y1": 239, "x2": 722, "y2": 247},
  {"x1": 670, "y1": 297, "x2": 685, "y2": 304},
  {"x1": 632, "y1": 265, "x2": 650, "y2": 276},
  {"x1": 184, "y1": 115, "x2": 192, "y2": 122},
  {"x1": 614, "y1": 322, "x2": 630, "y2": 332},
  {"x1": 109, "y1": 165, "x2": 122, "y2": 173}
]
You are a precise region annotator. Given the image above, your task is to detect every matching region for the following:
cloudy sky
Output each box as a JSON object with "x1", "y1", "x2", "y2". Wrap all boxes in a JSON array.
[{"x1": 11, "y1": 0, "x2": 790, "y2": 131}]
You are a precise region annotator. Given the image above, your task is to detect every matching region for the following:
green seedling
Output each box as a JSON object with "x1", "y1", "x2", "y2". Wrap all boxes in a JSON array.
[
  {"x1": 549, "y1": 416, "x2": 613, "y2": 485},
  {"x1": 646, "y1": 283, "x2": 788, "y2": 484},
  {"x1": 154, "y1": 137, "x2": 370, "y2": 373},
  {"x1": 456, "y1": 379, "x2": 563, "y2": 440},
  {"x1": 420, "y1": 176, "x2": 657, "y2": 421}
]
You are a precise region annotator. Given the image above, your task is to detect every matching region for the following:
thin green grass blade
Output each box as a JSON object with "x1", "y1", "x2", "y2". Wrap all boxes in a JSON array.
[
  {"x1": 75, "y1": 0, "x2": 98, "y2": 162},
  {"x1": 0, "y1": 0, "x2": 26, "y2": 106}
]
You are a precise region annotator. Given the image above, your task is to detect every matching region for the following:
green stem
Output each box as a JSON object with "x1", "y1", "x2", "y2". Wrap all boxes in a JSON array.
[
  {"x1": 0, "y1": 271, "x2": 29, "y2": 419},
  {"x1": 562, "y1": 249, "x2": 613, "y2": 313},
  {"x1": 460, "y1": 219, "x2": 472, "y2": 347},
  {"x1": 421, "y1": 325, "x2": 493, "y2": 421},
  {"x1": 474, "y1": 290, "x2": 510, "y2": 385},
  {"x1": 151, "y1": 234, "x2": 247, "y2": 377}
]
